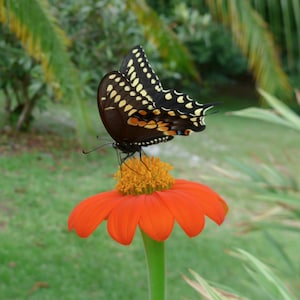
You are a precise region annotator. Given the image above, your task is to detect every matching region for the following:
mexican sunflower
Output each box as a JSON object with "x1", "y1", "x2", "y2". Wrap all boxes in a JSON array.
[{"x1": 68, "y1": 156, "x2": 228, "y2": 245}]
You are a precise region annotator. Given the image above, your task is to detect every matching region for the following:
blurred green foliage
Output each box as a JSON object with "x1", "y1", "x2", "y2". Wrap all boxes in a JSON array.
[
  {"x1": 0, "y1": 25, "x2": 52, "y2": 130},
  {"x1": 168, "y1": 3, "x2": 248, "y2": 83},
  {"x1": 1, "y1": 0, "x2": 299, "y2": 133},
  {"x1": 49, "y1": 0, "x2": 144, "y2": 98}
]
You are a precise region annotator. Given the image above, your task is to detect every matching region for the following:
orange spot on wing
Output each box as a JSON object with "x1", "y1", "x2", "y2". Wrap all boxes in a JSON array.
[
  {"x1": 128, "y1": 117, "x2": 139, "y2": 126},
  {"x1": 184, "y1": 129, "x2": 193, "y2": 135},
  {"x1": 157, "y1": 121, "x2": 168, "y2": 126},
  {"x1": 165, "y1": 130, "x2": 177, "y2": 136},
  {"x1": 138, "y1": 121, "x2": 147, "y2": 127},
  {"x1": 157, "y1": 126, "x2": 169, "y2": 132},
  {"x1": 138, "y1": 110, "x2": 148, "y2": 116},
  {"x1": 144, "y1": 124, "x2": 157, "y2": 129}
]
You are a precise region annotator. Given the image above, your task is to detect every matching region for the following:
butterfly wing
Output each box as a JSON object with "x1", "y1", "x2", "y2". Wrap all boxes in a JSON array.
[
  {"x1": 119, "y1": 45, "x2": 213, "y2": 129},
  {"x1": 120, "y1": 45, "x2": 163, "y2": 101},
  {"x1": 98, "y1": 71, "x2": 174, "y2": 148},
  {"x1": 98, "y1": 46, "x2": 214, "y2": 154},
  {"x1": 97, "y1": 71, "x2": 211, "y2": 148}
]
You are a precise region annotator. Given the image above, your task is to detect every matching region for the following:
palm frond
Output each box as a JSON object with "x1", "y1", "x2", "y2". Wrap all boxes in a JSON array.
[
  {"x1": 207, "y1": 0, "x2": 293, "y2": 101},
  {"x1": 0, "y1": 0, "x2": 93, "y2": 143},
  {"x1": 0, "y1": 0, "x2": 72, "y2": 96},
  {"x1": 126, "y1": 0, "x2": 200, "y2": 82},
  {"x1": 252, "y1": 0, "x2": 300, "y2": 74}
]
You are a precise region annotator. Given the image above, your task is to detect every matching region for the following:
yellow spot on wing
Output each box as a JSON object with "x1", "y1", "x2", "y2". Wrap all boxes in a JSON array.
[
  {"x1": 124, "y1": 104, "x2": 133, "y2": 112},
  {"x1": 127, "y1": 59, "x2": 134, "y2": 67},
  {"x1": 119, "y1": 100, "x2": 126, "y2": 107},
  {"x1": 104, "y1": 107, "x2": 115, "y2": 111},
  {"x1": 185, "y1": 102, "x2": 193, "y2": 109},
  {"x1": 194, "y1": 108, "x2": 203, "y2": 116},
  {"x1": 136, "y1": 84, "x2": 143, "y2": 92},
  {"x1": 128, "y1": 66, "x2": 135, "y2": 75},
  {"x1": 110, "y1": 90, "x2": 117, "y2": 98},
  {"x1": 132, "y1": 78, "x2": 139, "y2": 87},
  {"x1": 128, "y1": 109, "x2": 137, "y2": 116},
  {"x1": 130, "y1": 72, "x2": 136, "y2": 81},
  {"x1": 165, "y1": 93, "x2": 172, "y2": 100},
  {"x1": 177, "y1": 96, "x2": 184, "y2": 103},
  {"x1": 140, "y1": 90, "x2": 147, "y2": 97}
]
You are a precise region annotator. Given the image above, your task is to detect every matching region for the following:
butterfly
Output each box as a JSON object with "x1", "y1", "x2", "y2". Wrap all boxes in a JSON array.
[{"x1": 97, "y1": 45, "x2": 213, "y2": 160}]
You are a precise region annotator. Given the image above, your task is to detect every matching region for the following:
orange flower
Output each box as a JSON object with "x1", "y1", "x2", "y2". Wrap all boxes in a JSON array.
[{"x1": 68, "y1": 156, "x2": 228, "y2": 245}]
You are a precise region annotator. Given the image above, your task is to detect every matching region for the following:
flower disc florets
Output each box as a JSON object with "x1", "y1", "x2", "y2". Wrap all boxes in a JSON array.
[{"x1": 115, "y1": 156, "x2": 175, "y2": 195}]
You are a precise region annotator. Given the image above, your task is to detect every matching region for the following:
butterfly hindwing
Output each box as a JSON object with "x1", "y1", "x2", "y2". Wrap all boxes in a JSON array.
[{"x1": 98, "y1": 71, "x2": 174, "y2": 145}]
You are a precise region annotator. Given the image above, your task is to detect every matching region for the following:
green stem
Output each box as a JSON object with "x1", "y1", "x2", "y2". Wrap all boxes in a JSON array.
[{"x1": 141, "y1": 230, "x2": 166, "y2": 300}]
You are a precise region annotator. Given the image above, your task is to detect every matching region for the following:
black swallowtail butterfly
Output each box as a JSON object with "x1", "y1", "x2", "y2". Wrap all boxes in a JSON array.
[{"x1": 98, "y1": 45, "x2": 213, "y2": 159}]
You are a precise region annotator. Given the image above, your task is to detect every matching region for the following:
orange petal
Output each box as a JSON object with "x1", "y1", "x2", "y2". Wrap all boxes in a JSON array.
[
  {"x1": 173, "y1": 179, "x2": 228, "y2": 225},
  {"x1": 139, "y1": 193, "x2": 174, "y2": 241},
  {"x1": 158, "y1": 189, "x2": 205, "y2": 237},
  {"x1": 107, "y1": 195, "x2": 144, "y2": 245},
  {"x1": 68, "y1": 191, "x2": 122, "y2": 238}
]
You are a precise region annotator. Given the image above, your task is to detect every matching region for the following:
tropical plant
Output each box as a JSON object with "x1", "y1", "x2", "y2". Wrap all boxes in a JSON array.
[
  {"x1": 168, "y1": 2, "x2": 248, "y2": 84},
  {"x1": 142, "y1": 0, "x2": 300, "y2": 94},
  {"x1": 206, "y1": 0, "x2": 293, "y2": 101},
  {"x1": 228, "y1": 89, "x2": 300, "y2": 231},
  {"x1": 0, "y1": 25, "x2": 50, "y2": 130},
  {"x1": 0, "y1": 0, "x2": 92, "y2": 140},
  {"x1": 184, "y1": 249, "x2": 299, "y2": 300},
  {"x1": 1, "y1": 0, "x2": 298, "y2": 136},
  {"x1": 250, "y1": 0, "x2": 300, "y2": 75},
  {"x1": 206, "y1": 90, "x2": 300, "y2": 299}
]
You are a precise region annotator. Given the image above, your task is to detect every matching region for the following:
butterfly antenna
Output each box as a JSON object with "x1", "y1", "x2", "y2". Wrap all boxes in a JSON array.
[{"x1": 82, "y1": 142, "x2": 113, "y2": 154}]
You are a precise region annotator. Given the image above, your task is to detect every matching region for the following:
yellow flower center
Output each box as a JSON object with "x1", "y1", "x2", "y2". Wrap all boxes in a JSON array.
[{"x1": 115, "y1": 156, "x2": 175, "y2": 195}]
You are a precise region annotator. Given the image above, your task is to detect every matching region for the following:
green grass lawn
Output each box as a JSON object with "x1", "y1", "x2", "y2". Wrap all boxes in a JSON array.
[{"x1": 1, "y1": 97, "x2": 300, "y2": 299}]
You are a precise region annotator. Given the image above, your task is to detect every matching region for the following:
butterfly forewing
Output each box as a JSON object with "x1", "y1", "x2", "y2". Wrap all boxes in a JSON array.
[
  {"x1": 120, "y1": 45, "x2": 163, "y2": 101},
  {"x1": 119, "y1": 45, "x2": 213, "y2": 127}
]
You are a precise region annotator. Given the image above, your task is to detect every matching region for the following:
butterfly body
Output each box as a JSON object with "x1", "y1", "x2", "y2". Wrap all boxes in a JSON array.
[{"x1": 97, "y1": 45, "x2": 213, "y2": 157}]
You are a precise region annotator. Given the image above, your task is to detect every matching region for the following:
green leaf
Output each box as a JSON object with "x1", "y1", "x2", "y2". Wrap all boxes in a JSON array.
[
  {"x1": 230, "y1": 107, "x2": 296, "y2": 129},
  {"x1": 0, "y1": 0, "x2": 94, "y2": 144},
  {"x1": 183, "y1": 269, "x2": 245, "y2": 300},
  {"x1": 231, "y1": 249, "x2": 298, "y2": 300},
  {"x1": 258, "y1": 89, "x2": 300, "y2": 130},
  {"x1": 207, "y1": 0, "x2": 292, "y2": 100},
  {"x1": 256, "y1": 192, "x2": 300, "y2": 207}
]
